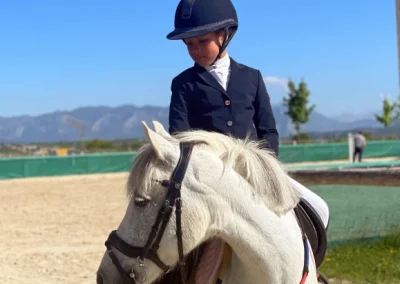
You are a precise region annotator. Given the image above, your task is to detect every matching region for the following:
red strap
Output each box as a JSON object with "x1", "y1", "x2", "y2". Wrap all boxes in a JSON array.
[{"x1": 299, "y1": 272, "x2": 309, "y2": 284}]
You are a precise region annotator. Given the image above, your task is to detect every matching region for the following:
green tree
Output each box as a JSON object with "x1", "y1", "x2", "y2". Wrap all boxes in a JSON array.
[
  {"x1": 283, "y1": 78, "x2": 316, "y2": 137},
  {"x1": 374, "y1": 97, "x2": 400, "y2": 128},
  {"x1": 397, "y1": 95, "x2": 400, "y2": 117},
  {"x1": 84, "y1": 139, "x2": 115, "y2": 151}
]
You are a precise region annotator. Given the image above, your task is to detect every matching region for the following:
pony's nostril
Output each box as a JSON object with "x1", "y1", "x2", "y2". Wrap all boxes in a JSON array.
[{"x1": 96, "y1": 273, "x2": 104, "y2": 284}]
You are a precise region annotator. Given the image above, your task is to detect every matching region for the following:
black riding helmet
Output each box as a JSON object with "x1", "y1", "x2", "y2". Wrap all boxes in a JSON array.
[{"x1": 166, "y1": 0, "x2": 239, "y2": 63}]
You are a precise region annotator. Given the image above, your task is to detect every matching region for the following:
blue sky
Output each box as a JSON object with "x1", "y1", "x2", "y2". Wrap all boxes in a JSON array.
[{"x1": 0, "y1": 0, "x2": 398, "y2": 117}]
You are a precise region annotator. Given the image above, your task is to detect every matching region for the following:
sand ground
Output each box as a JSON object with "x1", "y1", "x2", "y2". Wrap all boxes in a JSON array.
[
  {"x1": 1, "y1": 157, "x2": 397, "y2": 283},
  {"x1": 0, "y1": 173, "x2": 130, "y2": 284}
]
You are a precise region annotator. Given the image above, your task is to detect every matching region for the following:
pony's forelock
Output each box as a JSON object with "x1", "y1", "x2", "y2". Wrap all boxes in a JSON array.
[{"x1": 126, "y1": 143, "x2": 166, "y2": 200}]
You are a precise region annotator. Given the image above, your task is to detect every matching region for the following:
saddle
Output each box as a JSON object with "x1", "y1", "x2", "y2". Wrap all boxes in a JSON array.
[{"x1": 294, "y1": 198, "x2": 328, "y2": 268}]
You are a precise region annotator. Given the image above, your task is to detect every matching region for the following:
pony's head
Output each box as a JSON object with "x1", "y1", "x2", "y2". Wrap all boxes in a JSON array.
[{"x1": 97, "y1": 121, "x2": 299, "y2": 284}]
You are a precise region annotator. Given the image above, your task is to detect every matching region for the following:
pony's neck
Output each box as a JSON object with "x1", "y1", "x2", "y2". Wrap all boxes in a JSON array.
[{"x1": 216, "y1": 194, "x2": 312, "y2": 283}]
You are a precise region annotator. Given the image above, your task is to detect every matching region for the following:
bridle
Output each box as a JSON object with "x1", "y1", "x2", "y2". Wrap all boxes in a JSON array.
[{"x1": 104, "y1": 141, "x2": 194, "y2": 284}]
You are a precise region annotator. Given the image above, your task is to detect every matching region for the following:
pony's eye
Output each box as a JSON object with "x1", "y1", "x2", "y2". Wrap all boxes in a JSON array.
[{"x1": 134, "y1": 197, "x2": 150, "y2": 207}]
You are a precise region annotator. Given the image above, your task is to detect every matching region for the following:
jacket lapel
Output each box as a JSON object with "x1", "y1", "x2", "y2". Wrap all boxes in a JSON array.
[
  {"x1": 226, "y1": 57, "x2": 244, "y2": 94},
  {"x1": 194, "y1": 63, "x2": 229, "y2": 96}
]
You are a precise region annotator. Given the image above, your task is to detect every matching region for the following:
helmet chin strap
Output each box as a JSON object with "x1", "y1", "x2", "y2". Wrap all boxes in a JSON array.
[{"x1": 210, "y1": 26, "x2": 236, "y2": 66}]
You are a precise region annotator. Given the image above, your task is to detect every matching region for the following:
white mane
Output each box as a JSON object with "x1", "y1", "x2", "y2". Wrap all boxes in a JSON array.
[{"x1": 127, "y1": 127, "x2": 299, "y2": 214}]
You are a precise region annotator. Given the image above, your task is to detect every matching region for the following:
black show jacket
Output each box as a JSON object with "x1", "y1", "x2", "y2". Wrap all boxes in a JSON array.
[{"x1": 168, "y1": 57, "x2": 279, "y2": 157}]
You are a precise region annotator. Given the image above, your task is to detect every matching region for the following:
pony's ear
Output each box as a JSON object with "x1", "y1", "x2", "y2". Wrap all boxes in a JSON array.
[
  {"x1": 142, "y1": 121, "x2": 176, "y2": 162},
  {"x1": 152, "y1": 120, "x2": 172, "y2": 140}
]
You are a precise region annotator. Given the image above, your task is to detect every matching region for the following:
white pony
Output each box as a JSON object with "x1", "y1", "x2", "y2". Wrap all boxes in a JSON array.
[{"x1": 97, "y1": 121, "x2": 318, "y2": 284}]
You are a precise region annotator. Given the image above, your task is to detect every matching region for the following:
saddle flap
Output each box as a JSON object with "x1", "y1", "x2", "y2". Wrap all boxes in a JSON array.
[
  {"x1": 193, "y1": 238, "x2": 226, "y2": 284},
  {"x1": 154, "y1": 238, "x2": 226, "y2": 284}
]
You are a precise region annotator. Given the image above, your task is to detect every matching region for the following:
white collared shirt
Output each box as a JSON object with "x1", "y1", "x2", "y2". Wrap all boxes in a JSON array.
[{"x1": 205, "y1": 53, "x2": 231, "y2": 91}]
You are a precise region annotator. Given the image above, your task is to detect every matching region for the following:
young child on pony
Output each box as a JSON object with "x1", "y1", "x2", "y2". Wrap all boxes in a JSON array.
[{"x1": 166, "y1": 0, "x2": 330, "y2": 231}]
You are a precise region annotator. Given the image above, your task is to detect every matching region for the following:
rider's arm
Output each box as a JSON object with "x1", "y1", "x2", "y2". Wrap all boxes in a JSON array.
[
  {"x1": 253, "y1": 70, "x2": 280, "y2": 157},
  {"x1": 169, "y1": 77, "x2": 191, "y2": 134}
]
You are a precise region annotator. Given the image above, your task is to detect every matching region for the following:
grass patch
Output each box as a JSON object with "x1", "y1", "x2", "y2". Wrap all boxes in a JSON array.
[{"x1": 319, "y1": 233, "x2": 400, "y2": 283}]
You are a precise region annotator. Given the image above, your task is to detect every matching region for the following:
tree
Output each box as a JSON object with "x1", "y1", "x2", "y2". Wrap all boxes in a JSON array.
[
  {"x1": 63, "y1": 115, "x2": 87, "y2": 151},
  {"x1": 397, "y1": 95, "x2": 400, "y2": 117},
  {"x1": 283, "y1": 78, "x2": 316, "y2": 138},
  {"x1": 374, "y1": 96, "x2": 400, "y2": 128},
  {"x1": 84, "y1": 139, "x2": 115, "y2": 151}
]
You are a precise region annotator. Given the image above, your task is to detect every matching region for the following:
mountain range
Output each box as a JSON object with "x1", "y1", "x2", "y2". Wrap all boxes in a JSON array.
[{"x1": 0, "y1": 104, "x2": 397, "y2": 143}]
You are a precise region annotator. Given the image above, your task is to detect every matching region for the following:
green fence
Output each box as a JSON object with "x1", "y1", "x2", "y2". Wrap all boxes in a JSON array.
[
  {"x1": 310, "y1": 184, "x2": 400, "y2": 244},
  {"x1": 0, "y1": 152, "x2": 137, "y2": 179},
  {"x1": 0, "y1": 140, "x2": 399, "y2": 180},
  {"x1": 279, "y1": 139, "x2": 400, "y2": 163}
]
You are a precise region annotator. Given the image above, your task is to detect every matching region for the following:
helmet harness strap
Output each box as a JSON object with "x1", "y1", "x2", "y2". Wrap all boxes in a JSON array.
[{"x1": 211, "y1": 26, "x2": 236, "y2": 66}]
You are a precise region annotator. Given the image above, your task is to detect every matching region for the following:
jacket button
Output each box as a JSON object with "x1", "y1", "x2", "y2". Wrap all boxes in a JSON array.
[
  {"x1": 227, "y1": 121, "x2": 233, "y2": 126},
  {"x1": 224, "y1": 100, "x2": 231, "y2": 106}
]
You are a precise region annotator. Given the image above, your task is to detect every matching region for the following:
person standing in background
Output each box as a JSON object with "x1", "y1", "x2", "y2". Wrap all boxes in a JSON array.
[{"x1": 353, "y1": 131, "x2": 367, "y2": 162}]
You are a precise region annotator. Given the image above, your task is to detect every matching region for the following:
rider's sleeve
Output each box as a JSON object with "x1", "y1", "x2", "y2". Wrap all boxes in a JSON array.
[
  {"x1": 253, "y1": 70, "x2": 280, "y2": 157},
  {"x1": 169, "y1": 77, "x2": 191, "y2": 134}
]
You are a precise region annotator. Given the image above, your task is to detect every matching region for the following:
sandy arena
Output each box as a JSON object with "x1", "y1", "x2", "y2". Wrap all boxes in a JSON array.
[
  {"x1": 1, "y1": 158, "x2": 398, "y2": 284},
  {"x1": 0, "y1": 173, "x2": 130, "y2": 284}
]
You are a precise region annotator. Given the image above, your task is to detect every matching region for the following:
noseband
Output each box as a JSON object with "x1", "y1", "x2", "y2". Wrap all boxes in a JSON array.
[{"x1": 104, "y1": 142, "x2": 194, "y2": 283}]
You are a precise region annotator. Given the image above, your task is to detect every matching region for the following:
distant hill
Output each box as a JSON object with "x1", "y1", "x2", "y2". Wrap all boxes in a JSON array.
[
  {"x1": 331, "y1": 111, "x2": 376, "y2": 123},
  {"x1": 0, "y1": 104, "x2": 396, "y2": 143}
]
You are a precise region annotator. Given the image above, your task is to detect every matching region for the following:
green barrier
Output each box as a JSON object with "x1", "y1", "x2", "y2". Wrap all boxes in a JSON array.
[
  {"x1": 279, "y1": 139, "x2": 400, "y2": 163},
  {"x1": 0, "y1": 152, "x2": 136, "y2": 179},
  {"x1": 310, "y1": 185, "x2": 400, "y2": 243},
  {"x1": 0, "y1": 140, "x2": 399, "y2": 180},
  {"x1": 279, "y1": 142, "x2": 349, "y2": 163},
  {"x1": 362, "y1": 140, "x2": 400, "y2": 158}
]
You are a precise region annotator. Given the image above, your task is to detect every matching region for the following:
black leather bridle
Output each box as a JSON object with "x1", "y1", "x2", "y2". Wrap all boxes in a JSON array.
[{"x1": 104, "y1": 142, "x2": 194, "y2": 283}]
